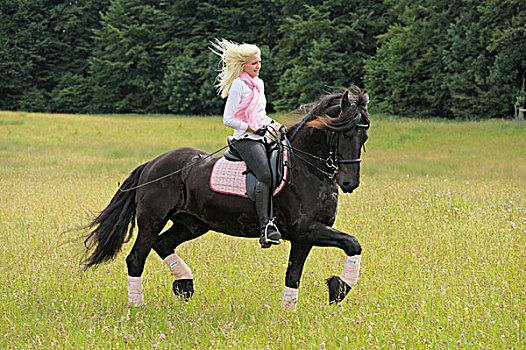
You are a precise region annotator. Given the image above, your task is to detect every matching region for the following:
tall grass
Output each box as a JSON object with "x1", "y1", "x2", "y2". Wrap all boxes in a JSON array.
[{"x1": 1, "y1": 111, "x2": 524, "y2": 349}]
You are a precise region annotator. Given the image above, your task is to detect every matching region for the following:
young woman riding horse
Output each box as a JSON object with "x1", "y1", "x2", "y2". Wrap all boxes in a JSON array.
[
  {"x1": 83, "y1": 77, "x2": 370, "y2": 309},
  {"x1": 211, "y1": 39, "x2": 284, "y2": 248}
]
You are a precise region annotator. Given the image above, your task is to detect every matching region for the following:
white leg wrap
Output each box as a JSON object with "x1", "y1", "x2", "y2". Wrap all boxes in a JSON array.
[
  {"x1": 340, "y1": 255, "x2": 361, "y2": 287},
  {"x1": 127, "y1": 276, "x2": 144, "y2": 307},
  {"x1": 164, "y1": 253, "x2": 193, "y2": 280},
  {"x1": 281, "y1": 286, "x2": 299, "y2": 310}
]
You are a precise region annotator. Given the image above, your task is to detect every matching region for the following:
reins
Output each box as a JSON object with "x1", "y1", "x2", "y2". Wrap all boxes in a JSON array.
[
  {"x1": 117, "y1": 126, "x2": 284, "y2": 193},
  {"x1": 284, "y1": 146, "x2": 335, "y2": 178},
  {"x1": 118, "y1": 141, "x2": 238, "y2": 192},
  {"x1": 118, "y1": 119, "x2": 366, "y2": 192}
]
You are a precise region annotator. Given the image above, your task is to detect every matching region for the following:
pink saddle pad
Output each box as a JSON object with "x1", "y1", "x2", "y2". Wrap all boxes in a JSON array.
[{"x1": 209, "y1": 147, "x2": 289, "y2": 198}]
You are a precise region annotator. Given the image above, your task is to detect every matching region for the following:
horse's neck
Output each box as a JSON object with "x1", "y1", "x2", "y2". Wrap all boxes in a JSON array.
[{"x1": 290, "y1": 125, "x2": 330, "y2": 159}]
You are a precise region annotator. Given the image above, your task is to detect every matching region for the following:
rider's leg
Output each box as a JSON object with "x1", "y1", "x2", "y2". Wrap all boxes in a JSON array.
[
  {"x1": 254, "y1": 180, "x2": 281, "y2": 243},
  {"x1": 234, "y1": 139, "x2": 281, "y2": 247}
]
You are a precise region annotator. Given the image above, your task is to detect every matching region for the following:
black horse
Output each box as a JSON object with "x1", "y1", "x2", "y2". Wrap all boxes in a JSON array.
[{"x1": 84, "y1": 87, "x2": 370, "y2": 307}]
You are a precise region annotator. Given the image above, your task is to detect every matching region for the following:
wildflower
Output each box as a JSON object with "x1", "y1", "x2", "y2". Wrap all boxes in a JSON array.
[
  {"x1": 153, "y1": 344, "x2": 158, "y2": 348},
  {"x1": 159, "y1": 333, "x2": 166, "y2": 339}
]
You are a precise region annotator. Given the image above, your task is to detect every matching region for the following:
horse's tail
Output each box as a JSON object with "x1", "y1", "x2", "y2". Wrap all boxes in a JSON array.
[{"x1": 83, "y1": 162, "x2": 149, "y2": 269}]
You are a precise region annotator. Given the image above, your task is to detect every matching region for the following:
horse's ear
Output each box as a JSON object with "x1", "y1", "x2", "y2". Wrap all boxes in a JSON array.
[
  {"x1": 363, "y1": 91, "x2": 369, "y2": 106},
  {"x1": 340, "y1": 91, "x2": 351, "y2": 110}
]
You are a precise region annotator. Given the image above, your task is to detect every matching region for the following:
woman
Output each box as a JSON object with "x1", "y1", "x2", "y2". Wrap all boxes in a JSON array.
[{"x1": 211, "y1": 39, "x2": 282, "y2": 249}]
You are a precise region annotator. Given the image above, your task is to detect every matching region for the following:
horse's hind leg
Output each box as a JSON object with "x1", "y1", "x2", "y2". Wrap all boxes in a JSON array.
[
  {"x1": 153, "y1": 217, "x2": 208, "y2": 300},
  {"x1": 126, "y1": 215, "x2": 167, "y2": 307}
]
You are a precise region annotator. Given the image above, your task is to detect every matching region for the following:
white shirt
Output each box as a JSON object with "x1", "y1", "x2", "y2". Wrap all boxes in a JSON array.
[{"x1": 223, "y1": 77, "x2": 276, "y2": 140}]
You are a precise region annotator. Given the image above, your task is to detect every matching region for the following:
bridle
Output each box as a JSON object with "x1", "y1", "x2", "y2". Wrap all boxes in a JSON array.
[
  {"x1": 326, "y1": 123, "x2": 368, "y2": 178},
  {"x1": 288, "y1": 122, "x2": 369, "y2": 179}
]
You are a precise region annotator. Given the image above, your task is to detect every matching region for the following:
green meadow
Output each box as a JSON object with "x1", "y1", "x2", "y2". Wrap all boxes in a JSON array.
[{"x1": 1, "y1": 111, "x2": 525, "y2": 349}]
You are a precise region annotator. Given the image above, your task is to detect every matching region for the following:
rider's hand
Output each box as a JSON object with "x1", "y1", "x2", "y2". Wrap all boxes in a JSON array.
[
  {"x1": 255, "y1": 126, "x2": 267, "y2": 136},
  {"x1": 279, "y1": 125, "x2": 287, "y2": 140}
]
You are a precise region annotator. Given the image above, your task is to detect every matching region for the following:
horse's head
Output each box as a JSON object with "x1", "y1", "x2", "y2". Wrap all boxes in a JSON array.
[{"x1": 304, "y1": 87, "x2": 370, "y2": 193}]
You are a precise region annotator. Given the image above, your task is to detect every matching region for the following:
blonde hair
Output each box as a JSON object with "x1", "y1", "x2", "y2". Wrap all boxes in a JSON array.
[{"x1": 210, "y1": 39, "x2": 261, "y2": 98}]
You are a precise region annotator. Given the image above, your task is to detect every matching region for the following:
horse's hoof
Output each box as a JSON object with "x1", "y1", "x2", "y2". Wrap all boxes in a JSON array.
[
  {"x1": 172, "y1": 279, "x2": 194, "y2": 300},
  {"x1": 326, "y1": 276, "x2": 351, "y2": 304}
]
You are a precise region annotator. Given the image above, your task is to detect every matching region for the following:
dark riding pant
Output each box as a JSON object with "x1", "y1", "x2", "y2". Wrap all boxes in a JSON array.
[
  {"x1": 234, "y1": 139, "x2": 273, "y2": 229},
  {"x1": 234, "y1": 139, "x2": 272, "y2": 186}
]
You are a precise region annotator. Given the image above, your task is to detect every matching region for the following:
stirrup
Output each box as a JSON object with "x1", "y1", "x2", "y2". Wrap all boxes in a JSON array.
[{"x1": 260, "y1": 219, "x2": 280, "y2": 248}]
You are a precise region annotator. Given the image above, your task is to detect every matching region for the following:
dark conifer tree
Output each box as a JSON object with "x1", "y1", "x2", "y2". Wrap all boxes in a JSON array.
[{"x1": 89, "y1": 0, "x2": 169, "y2": 113}]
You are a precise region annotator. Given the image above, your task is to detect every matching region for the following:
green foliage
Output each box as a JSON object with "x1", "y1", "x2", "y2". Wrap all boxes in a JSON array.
[
  {"x1": 274, "y1": 0, "x2": 389, "y2": 110},
  {"x1": 440, "y1": 0, "x2": 526, "y2": 119},
  {"x1": 89, "y1": 0, "x2": 169, "y2": 113},
  {"x1": 17, "y1": 86, "x2": 48, "y2": 112},
  {"x1": 481, "y1": 0, "x2": 526, "y2": 117},
  {"x1": 199, "y1": 51, "x2": 227, "y2": 115},
  {"x1": 442, "y1": 5, "x2": 491, "y2": 120},
  {"x1": 0, "y1": 0, "x2": 47, "y2": 111},
  {"x1": 52, "y1": 73, "x2": 92, "y2": 114},
  {"x1": 48, "y1": 0, "x2": 108, "y2": 113},
  {"x1": 364, "y1": 0, "x2": 459, "y2": 117},
  {"x1": 0, "y1": 0, "x2": 523, "y2": 118},
  {"x1": 0, "y1": 0, "x2": 107, "y2": 112},
  {"x1": 365, "y1": 0, "x2": 525, "y2": 119},
  {"x1": 163, "y1": 56, "x2": 202, "y2": 115}
]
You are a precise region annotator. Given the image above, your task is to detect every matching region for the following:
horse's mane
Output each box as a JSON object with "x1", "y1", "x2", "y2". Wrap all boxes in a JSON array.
[{"x1": 287, "y1": 86, "x2": 369, "y2": 139}]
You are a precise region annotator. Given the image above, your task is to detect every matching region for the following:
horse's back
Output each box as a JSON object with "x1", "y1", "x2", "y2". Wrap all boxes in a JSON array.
[
  {"x1": 140, "y1": 147, "x2": 209, "y2": 177},
  {"x1": 135, "y1": 147, "x2": 216, "y2": 208}
]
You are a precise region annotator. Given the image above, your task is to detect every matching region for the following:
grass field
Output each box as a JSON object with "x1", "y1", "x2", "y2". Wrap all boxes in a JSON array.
[{"x1": 1, "y1": 110, "x2": 525, "y2": 349}]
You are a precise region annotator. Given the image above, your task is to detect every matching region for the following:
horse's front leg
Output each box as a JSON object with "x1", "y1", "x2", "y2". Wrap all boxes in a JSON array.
[
  {"x1": 282, "y1": 242, "x2": 312, "y2": 310},
  {"x1": 311, "y1": 224, "x2": 362, "y2": 304}
]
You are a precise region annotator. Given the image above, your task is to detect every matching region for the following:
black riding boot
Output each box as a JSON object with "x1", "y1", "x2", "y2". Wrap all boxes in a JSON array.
[{"x1": 255, "y1": 181, "x2": 281, "y2": 248}]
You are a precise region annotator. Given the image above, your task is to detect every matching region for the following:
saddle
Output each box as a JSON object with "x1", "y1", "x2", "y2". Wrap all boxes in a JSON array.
[{"x1": 210, "y1": 137, "x2": 290, "y2": 201}]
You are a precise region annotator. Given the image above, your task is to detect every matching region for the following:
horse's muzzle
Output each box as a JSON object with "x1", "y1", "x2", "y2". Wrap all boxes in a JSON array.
[{"x1": 340, "y1": 180, "x2": 360, "y2": 193}]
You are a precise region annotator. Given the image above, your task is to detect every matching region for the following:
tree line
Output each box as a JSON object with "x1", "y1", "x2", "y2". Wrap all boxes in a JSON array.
[{"x1": 1, "y1": 0, "x2": 524, "y2": 119}]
